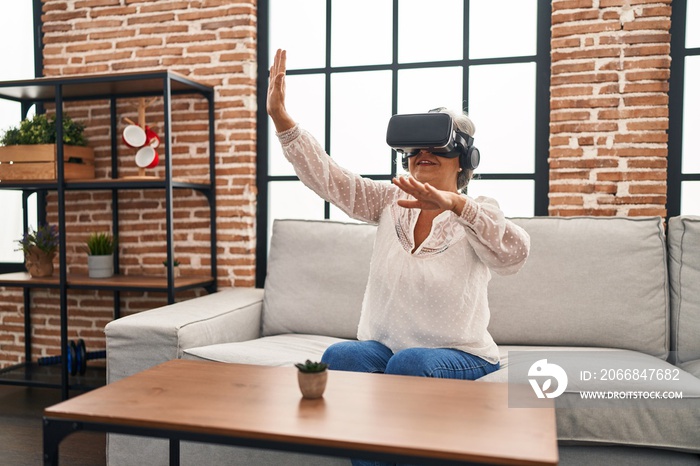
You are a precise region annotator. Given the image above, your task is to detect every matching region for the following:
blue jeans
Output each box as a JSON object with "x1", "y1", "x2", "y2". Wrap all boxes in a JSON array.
[{"x1": 321, "y1": 340, "x2": 500, "y2": 466}]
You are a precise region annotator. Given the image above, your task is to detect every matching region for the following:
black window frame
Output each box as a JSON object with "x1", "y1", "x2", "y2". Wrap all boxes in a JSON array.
[
  {"x1": 255, "y1": 0, "x2": 551, "y2": 287},
  {"x1": 668, "y1": 0, "x2": 700, "y2": 217}
]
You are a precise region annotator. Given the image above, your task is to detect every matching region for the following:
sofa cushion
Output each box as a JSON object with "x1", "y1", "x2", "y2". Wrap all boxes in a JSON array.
[
  {"x1": 488, "y1": 217, "x2": 669, "y2": 358},
  {"x1": 262, "y1": 219, "x2": 377, "y2": 339},
  {"x1": 679, "y1": 359, "x2": 700, "y2": 378},
  {"x1": 183, "y1": 334, "x2": 349, "y2": 366},
  {"x1": 479, "y1": 345, "x2": 700, "y2": 453},
  {"x1": 668, "y1": 216, "x2": 700, "y2": 365}
]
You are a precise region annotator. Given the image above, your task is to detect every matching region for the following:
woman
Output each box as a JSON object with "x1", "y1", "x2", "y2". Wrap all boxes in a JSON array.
[{"x1": 267, "y1": 48, "x2": 529, "y2": 385}]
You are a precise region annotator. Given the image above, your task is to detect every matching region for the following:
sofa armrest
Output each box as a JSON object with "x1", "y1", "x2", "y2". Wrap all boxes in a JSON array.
[{"x1": 105, "y1": 287, "x2": 264, "y2": 383}]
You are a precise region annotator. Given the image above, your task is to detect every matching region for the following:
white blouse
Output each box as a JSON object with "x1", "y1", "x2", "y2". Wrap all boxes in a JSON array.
[{"x1": 278, "y1": 125, "x2": 530, "y2": 364}]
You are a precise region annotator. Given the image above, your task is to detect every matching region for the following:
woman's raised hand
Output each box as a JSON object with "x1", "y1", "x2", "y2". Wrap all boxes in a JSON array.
[
  {"x1": 393, "y1": 176, "x2": 463, "y2": 213},
  {"x1": 267, "y1": 49, "x2": 296, "y2": 133}
]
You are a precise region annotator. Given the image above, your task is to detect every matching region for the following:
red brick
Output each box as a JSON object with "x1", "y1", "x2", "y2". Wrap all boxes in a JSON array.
[
  {"x1": 629, "y1": 184, "x2": 666, "y2": 195},
  {"x1": 552, "y1": 10, "x2": 600, "y2": 24},
  {"x1": 550, "y1": 122, "x2": 619, "y2": 133},
  {"x1": 550, "y1": 97, "x2": 620, "y2": 109},
  {"x1": 551, "y1": 37, "x2": 581, "y2": 49},
  {"x1": 552, "y1": 47, "x2": 622, "y2": 61},
  {"x1": 622, "y1": 19, "x2": 671, "y2": 31},
  {"x1": 551, "y1": 86, "x2": 595, "y2": 97},
  {"x1": 628, "y1": 208, "x2": 667, "y2": 217},
  {"x1": 551, "y1": 21, "x2": 620, "y2": 38},
  {"x1": 552, "y1": 0, "x2": 595, "y2": 11}
]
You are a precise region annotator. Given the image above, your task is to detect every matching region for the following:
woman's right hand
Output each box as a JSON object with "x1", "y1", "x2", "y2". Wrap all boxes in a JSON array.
[{"x1": 267, "y1": 49, "x2": 296, "y2": 133}]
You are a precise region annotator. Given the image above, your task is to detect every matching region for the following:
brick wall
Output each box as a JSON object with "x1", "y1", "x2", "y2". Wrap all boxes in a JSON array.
[
  {"x1": 0, "y1": 0, "x2": 257, "y2": 366},
  {"x1": 549, "y1": 0, "x2": 671, "y2": 216}
]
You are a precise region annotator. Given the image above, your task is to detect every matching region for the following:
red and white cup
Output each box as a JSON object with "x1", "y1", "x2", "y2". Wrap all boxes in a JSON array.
[
  {"x1": 122, "y1": 124, "x2": 147, "y2": 148},
  {"x1": 145, "y1": 126, "x2": 160, "y2": 148},
  {"x1": 135, "y1": 146, "x2": 159, "y2": 169}
]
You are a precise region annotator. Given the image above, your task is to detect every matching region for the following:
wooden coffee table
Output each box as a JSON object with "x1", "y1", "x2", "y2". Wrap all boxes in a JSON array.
[{"x1": 43, "y1": 359, "x2": 558, "y2": 465}]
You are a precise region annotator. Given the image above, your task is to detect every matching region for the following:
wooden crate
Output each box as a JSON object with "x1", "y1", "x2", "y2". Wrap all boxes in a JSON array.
[{"x1": 0, "y1": 144, "x2": 95, "y2": 181}]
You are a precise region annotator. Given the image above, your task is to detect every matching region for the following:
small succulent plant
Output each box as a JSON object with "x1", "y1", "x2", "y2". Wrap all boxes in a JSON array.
[{"x1": 295, "y1": 360, "x2": 329, "y2": 373}]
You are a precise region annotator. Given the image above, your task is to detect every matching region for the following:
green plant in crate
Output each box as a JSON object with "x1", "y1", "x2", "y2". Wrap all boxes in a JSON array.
[
  {"x1": 0, "y1": 114, "x2": 87, "y2": 146},
  {"x1": 85, "y1": 232, "x2": 115, "y2": 256}
]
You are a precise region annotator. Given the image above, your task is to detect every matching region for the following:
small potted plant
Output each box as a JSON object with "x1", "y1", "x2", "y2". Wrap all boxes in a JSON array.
[
  {"x1": 16, "y1": 224, "x2": 59, "y2": 278},
  {"x1": 295, "y1": 360, "x2": 329, "y2": 399},
  {"x1": 85, "y1": 232, "x2": 115, "y2": 278},
  {"x1": 162, "y1": 259, "x2": 181, "y2": 278}
]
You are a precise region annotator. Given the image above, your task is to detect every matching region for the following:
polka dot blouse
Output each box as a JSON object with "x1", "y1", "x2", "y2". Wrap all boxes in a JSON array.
[{"x1": 278, "y1": 125, "x2": 530, "y2": 364}]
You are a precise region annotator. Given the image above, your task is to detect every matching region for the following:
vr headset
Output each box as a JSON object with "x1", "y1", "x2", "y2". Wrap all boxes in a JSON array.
[{"x1": 386, "y1": 112, "x2": 480, "y2": 170}]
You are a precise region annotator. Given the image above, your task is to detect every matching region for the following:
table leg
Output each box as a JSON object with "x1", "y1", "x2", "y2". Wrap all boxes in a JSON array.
[
  {"x1": 43, "y1": 418, "x2": 80, "y2": 466},
  {"x1": 169, "y1": 438, "x2": 180, "y2": 466}
]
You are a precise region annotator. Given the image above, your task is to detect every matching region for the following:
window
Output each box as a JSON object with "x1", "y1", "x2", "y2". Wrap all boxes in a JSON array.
[
  {"x1": 669, "y1": 0, "x2": 700, "y2": 216},
  {"x1": 0, "y1": 2, "x2": 39, "y2": 270},
  {"x1": 256, "y1": 0, "x2": 550, "y2": 285}
]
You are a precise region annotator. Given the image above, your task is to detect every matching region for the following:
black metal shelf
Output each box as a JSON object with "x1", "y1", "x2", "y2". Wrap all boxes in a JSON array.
[
  {"x1": 0, "y1": 362, "x2": 106, "y2": 391},
  {"x1": 0, "y1": 70, "x2": 211, "y2": 103},
  {"x1": 0, "y1": 178, "x2": 212, "y2": 192},
  {"x1": 0, "y1": 272, "x2": 215, "y2": 293},
  {"x1": 0, "y1": 70, "x2": 218, "y2": 398}
]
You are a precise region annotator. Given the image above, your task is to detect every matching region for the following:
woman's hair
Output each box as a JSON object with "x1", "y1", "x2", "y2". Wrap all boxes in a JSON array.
[{"x1": 401, "y1": 107, "x2": 476, "y2": 194}]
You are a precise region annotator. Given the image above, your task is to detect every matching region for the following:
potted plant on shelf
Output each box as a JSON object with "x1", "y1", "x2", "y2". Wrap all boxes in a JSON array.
[
  {"x1": 15, "y1": 224, "x2": 59, "y2": 278},
  {"x1": 0, "y1": 113, "x2": 94, "y2": 181},
  {"x1": 162, "y1": 259, "x2": 181, "y2": 278},
  {"x1": 85, "y1": 232, "x2": 115, "y2": 278},
  {"x1": 295, "y1": 360, "x2": 329, "y2": 399}
]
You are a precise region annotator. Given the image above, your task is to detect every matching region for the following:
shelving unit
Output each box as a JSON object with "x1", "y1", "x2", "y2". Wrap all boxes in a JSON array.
[{"x1": 0, "y1": 70, "x2": 217, "y2": 399}]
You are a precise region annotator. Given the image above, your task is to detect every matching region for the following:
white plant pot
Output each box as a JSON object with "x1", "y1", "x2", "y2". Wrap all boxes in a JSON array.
[{"x1": 88, "y1": 254, "x2": 114, "y2": 278}]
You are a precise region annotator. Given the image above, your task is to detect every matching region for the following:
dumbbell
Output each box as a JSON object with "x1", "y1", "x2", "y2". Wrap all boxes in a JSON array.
[{"x1": 37, "y1": 338, "x2": 107, "y2": 376}]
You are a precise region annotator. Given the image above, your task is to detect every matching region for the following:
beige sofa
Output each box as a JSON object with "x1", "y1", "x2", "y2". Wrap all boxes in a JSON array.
[{"x1": 105, "y1": 216, "x2": 700, "y2": 465}]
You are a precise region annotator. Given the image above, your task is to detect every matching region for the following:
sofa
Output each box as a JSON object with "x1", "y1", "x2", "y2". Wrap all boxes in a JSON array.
[{"x1": 105, "y1": 215, "x2": 700, "y2": 466}]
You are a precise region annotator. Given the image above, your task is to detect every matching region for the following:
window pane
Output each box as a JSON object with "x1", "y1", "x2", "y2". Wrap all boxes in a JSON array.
[
  {"x1": 0, "y1": 2, "x2": 35, "y2": 137},
  {"x1": 330, "y1": 70, "x2": 393, "y2": 174},
  {"x1": 687, "y1": 0, "x2": 700, "y2": 48},
  {"x1": 268, "y1": 74, "x2": 326, "y2": 176},
  {"x1": 398, "y1": 0, "x2": 463, "y2": 64},
  {"x1": 468, "y1": 62, "x2": 536, "y2": 173},
  {"x1": 1, "y1": 2, "x2": 34, "y2": 263},
  {"x1": 397, "y1": 67, "x2": 464, "y2": 114},
  {"x1": 0, "y1": 191, "x2": 24, "y2": 262},
  {"x1": 269, "y1": 181, "x2": 325, "y2": 222},
  {"x1": 331, "y1": 0, "x2": 392, "y2": 67},
  {"x1": 269, "y1": 0, "x2": 325, "y2": 70},
  {"x1": 469, "y1": 0, "x2": 537, "y2": 59},
  {"x1": 681, "y1": 182, "x2": 700, "y2": 215},
  {"x1": 683, "y1": 56, "x2": 700, "y2": 173},
  {"x1": 468, "y1": 179, "x2": 534, "y2": 217}
]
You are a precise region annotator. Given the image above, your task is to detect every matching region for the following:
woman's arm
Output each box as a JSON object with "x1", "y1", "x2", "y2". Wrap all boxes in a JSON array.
[
  {"x1": 456, "y1": 196, "x2": 530, "y2": 275},
  {"x1": 278, "y1": 126, "x2": 391, "y2": 223},
  {"x1": 391, "y1": 176, "x2": 529, "y2": 274},
  {"x1": 268, "y1": 49, "x2": 392, "y2": 223}
]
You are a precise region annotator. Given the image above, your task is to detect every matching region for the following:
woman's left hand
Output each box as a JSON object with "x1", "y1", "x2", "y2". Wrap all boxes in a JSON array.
[{"x1": 393, "y1": 176, "x2": 462, "y2": 212}]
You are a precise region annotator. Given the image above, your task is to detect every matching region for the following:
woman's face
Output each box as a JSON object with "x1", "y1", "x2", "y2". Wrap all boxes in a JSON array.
[{"x1": 408, "y1": 150, "x2": 461, "y2": 192}]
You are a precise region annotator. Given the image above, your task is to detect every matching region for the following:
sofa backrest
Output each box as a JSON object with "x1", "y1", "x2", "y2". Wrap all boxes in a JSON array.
[
  {"x1": 668, "y1": 216, "x2": 700, "y2": 365},
  {"x1": 262, "y1": 219, "x2": 377, "y2": 339},
  {"x1": 488, "y1": 216, "x2": 669, "y2": 358}
]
